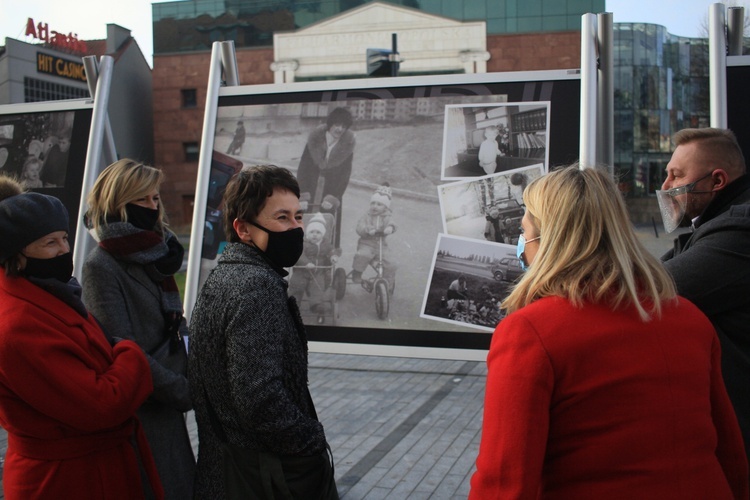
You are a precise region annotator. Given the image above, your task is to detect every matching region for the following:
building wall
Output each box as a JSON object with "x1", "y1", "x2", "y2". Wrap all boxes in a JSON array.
[
  {"x1": 273, "y1": 4, "x2": 489, "y2": 80},
  {"x1": 154, "y1": 52, "x2": 212, "y2": 228},
  {"x1": 486, "y1": 31, "x2": 580, "y2": 71},
  {"x1": 108, "y1": 28, "x2": 156, "y2": 164},
  {"x1": 153, "y1": 47, "x2": 275, "y2": 227},
  {"x1": 0, "y1": 44, "x2": 12, "y2": 103},
  {"x1": 152, "y1": 0, "x2": 605, "y2": 54},
  {"x1": 0, "y1": 38, "x2": 89, "y2": 104}
]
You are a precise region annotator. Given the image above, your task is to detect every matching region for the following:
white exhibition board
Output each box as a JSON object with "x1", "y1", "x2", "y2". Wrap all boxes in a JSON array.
[{"x1": 185, "y1": 67, "x2": 581, "y2": 360}]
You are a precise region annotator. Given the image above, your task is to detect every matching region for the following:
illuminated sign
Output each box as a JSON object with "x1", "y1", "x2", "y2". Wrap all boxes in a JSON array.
[
  {"x1": 37, "y1": 53, "x2": 87, "y2": 83},
  {"x1": 25, "y1": 18, "x2": 88, "y2": 55}
]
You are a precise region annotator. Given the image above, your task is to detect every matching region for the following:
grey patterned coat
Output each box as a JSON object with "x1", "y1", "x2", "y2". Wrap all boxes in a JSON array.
[
  {"x1": 189, "y1": 243, "x2": 327, "y2": 499},
  {"x1": 82, "y1": 246, "x2": 196, "y2": 499}
]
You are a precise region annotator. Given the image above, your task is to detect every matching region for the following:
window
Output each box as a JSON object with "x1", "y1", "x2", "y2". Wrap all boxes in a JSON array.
[
  {"x1": 648, "y1": 160, "x2": 667, "y2": 194},
  {"x1": 24, "y1": 77, "x2": 89, "y2": 103},
  {"x1": 181, "y1": 89, "x2": 197, "y2": 108},
  {"x1": 184, "y1": 142, "x2": 199, "y2": 162}
]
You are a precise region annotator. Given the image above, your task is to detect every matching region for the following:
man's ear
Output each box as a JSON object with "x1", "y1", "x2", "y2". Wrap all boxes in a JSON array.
[
  {"x1": 711, "y1": 169, "x2": 730, "y2": 191},
  {"x1": 232, "y1": 219, "x2": 253, "y2": 244}
]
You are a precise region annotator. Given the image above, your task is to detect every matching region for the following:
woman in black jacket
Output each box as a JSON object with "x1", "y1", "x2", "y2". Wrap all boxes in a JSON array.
[{"x1": 189, "y1": 165, "x2": 337, "y2": 499}]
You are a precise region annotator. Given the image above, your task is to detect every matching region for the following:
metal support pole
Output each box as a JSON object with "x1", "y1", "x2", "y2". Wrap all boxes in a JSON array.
[
  {"x1": 220, "y1": 41, "x2": 240, "y2": 86},
  {"x1": 390, "y1": 33, "x2": 399, "y2": 77},
  {"x1": 183, "y1": 43, "x2": 227, "y2": 322},
  {"x1": 709, "y1": 3, "x2": 728, "y2": 128},
  {"x1": 579, "y1": 13, "x2": 598, "y2": 168},
  {"x1": 727, "y1": 6, "x2": 745, "y2": 56},
  {"x1": 72, "y1": 56, "x2": 115, "y2": 280},
  {"x1": 596, "y1": 12, "x2": 614, "y2": 175},
  {"x1": 82, "y1": 56, "x2": 117, "y2": 165}
]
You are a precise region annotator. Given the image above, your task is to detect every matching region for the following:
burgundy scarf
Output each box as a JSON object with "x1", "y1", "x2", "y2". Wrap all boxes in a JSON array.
[{"x1": 97, "y1": 222, "x2": 184, "y2": 320}]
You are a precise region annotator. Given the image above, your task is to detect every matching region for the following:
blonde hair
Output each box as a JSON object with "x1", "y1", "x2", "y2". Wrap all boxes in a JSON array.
[
  {"x1": 86, "y1": 159, "x2": 166, "y2": 233},
  {"x1": 502, "y1": 165, "x2": 676, "y2": 321},
  {"x1": 22, "y1": 156, "x2": 42, "y2": 175}
]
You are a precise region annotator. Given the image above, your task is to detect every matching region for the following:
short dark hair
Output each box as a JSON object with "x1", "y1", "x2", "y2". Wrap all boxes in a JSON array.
[
  {"x1": 673, "y1": 127, "x2": 746, "y2": 176},
  {"x1": 326, "y1": 107, "x2": 353, "y2": 130},
  {"x1": 222, "y1": 165, "x2": 300, "y2": 243}
]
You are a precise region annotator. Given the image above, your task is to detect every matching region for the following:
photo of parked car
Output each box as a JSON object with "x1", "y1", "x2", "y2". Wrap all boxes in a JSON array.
[{"x1": 491, "y1": 257, "x2": 524, "y2": 282}]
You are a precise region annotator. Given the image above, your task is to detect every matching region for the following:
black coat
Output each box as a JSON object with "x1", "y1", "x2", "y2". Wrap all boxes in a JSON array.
[
  {"x1": 662, "y1": 174, "x2": 750, "y2": 467},
  {"x1": 189, "y1": 243, "x2": 327, "y2": 499},
  {"x1": 296, "y1": 124, "x2": 355, "y2": 207}
]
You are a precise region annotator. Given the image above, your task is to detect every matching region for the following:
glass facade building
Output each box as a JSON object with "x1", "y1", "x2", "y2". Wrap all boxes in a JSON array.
[
  {"x1": 613, "y1": 23, "x2": 709, "y2": 198},
  {"x1": 152, "y1": 0, "x2": 605, "y2": 53}
]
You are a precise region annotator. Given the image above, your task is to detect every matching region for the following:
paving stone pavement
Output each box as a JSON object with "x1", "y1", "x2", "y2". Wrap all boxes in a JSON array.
[
  {"x1": 0, "y1": 353, "x2": 488, "y2": 499},
  {"x1": 304, "y1": 353, "x2": 487, "y2": 499}
]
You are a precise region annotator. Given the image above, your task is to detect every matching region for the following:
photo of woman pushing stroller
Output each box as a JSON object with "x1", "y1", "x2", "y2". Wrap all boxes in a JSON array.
[{"x1": 292, "y1": 107, "x2": 401, "y2": 321}]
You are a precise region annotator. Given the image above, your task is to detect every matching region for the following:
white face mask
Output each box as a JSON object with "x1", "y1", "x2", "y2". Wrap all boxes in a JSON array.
[{"x1": 655, "y1": 172, "x2": 713, "y2": 233}]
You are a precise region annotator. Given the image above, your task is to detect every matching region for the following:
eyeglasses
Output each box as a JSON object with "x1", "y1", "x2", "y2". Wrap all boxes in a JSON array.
[{"x1": 662, "y1": 172, "x2": 713, "y2": 197}]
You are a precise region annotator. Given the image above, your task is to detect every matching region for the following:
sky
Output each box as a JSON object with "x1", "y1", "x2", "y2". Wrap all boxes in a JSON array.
[{"x1": 0, "y1": 0, "x2": 748, "y2": 69}]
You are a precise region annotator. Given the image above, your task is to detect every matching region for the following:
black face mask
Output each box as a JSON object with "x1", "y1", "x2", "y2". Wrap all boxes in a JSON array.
[
  {"x1": 250, "y1": 222, "x2": 304, "y2": 268},
  {"x1": 126, "y1": 203, "x2": 160, "y2": 231},
  {"x1": 23, "y1": 252, "x2": 74, "y2": 283}
]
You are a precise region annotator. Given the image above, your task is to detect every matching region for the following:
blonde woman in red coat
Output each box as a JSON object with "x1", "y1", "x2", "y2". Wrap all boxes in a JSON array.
[
  {"x1": 470, "y1": 166, "x2": 748, "y2": 499},
  {"x1": 0, "y1": 176, "x2": 162, "y2": 499}
]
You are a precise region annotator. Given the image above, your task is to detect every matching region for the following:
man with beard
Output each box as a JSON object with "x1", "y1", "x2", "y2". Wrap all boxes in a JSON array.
[{"x1": 658, "y1": 127, "x2": 750, "y2": 470}]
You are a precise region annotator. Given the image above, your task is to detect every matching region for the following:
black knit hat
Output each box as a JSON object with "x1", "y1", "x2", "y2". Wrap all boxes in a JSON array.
[{"x1": 0, "y1": 193, "x2": 69, "y2": 260}]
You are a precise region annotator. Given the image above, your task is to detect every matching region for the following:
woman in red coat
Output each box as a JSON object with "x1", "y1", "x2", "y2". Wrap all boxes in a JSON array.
[
  {"x1": 470, "y1": 166, "x2": 748, "y2": 499},
  {"x1": 0, "y1": 176, "x2": 162, "y2": 499}
]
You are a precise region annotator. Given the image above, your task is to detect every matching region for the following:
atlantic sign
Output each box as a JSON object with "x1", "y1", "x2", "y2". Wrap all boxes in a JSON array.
[
  {"x1": 25, "y1": 18, "x2": 88, "y2": 54},
  {"x1": 24, "y1": 18, "x2": 87, "y2": 82}
]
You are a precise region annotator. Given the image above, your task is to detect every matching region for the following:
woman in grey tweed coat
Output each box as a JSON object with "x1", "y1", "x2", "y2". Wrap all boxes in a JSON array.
[
  {"x1": 82, "y1": 159, "x2": 195, "y2": 499},
  {"x1": 189, "y1": 165, "x2": 337, "y2": 499}
]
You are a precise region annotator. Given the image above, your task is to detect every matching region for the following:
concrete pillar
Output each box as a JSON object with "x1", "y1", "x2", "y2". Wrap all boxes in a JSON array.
[
  {"x1": 270, "y1": 60, "x2": 299, "y2": 83},
  {"x1": 459, "y1": 50, "x2": 490, "y2": 73}
]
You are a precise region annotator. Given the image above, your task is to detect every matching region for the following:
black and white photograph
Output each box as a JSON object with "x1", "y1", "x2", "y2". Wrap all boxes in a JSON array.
[
  {"x1": 421, "y1": 234, "x2": 520, "y2": 332},
  {"x1": 0, "y1": 110, "x2": 75, "y2": 189},
  {"x1": 188, "y1": 74, "x2": 581, "y2": 351},
  {"x1": 441, "y1": 102, "x2": 550, "y2": 179},
  {"x1": 0, "y1": 104, "x2": 92, "y2": 252},
  {"x1": 199, "y1": 95, "x2": 510, "y2": 333},
  {"x1": 437, "y1": 164, "x2": 545, "y2": 245}
]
